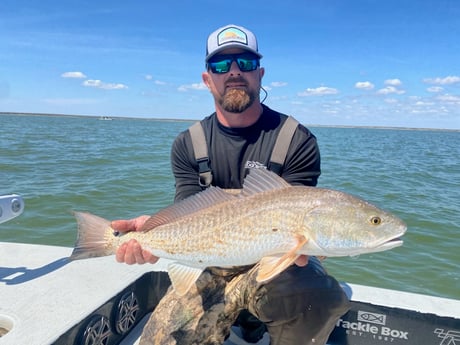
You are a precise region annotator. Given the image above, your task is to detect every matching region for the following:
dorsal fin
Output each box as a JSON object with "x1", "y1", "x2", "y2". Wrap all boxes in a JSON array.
[
  {"x1": 242, "y1": 168, "x2": 291, "y2": 197},
  {"x1": 140, "y1": 168, "x2": 290, "y2": 232},
  {"x1": 140, "y1": 186, "x2": 236, "y2": 231}
]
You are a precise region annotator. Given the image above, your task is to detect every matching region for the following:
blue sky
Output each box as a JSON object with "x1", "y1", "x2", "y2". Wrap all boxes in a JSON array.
[{"x1": 1, "y1": 1, "x2": 459, "y2": 129}]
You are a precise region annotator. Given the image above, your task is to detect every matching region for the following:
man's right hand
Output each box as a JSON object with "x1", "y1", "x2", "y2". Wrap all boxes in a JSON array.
[{"x1": 112, "y1": 215, "x2": 159, "y2": 265}]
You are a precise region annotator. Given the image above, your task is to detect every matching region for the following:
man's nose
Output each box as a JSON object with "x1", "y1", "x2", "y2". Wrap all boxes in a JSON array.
[{"x1": 228, "y1": 61, "x2": 241, "y2": 74}]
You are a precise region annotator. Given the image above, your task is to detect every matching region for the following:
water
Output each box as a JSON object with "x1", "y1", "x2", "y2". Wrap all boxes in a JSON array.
[{"x1": 1, "y1": 114, "x2": 459, "y2": 300}]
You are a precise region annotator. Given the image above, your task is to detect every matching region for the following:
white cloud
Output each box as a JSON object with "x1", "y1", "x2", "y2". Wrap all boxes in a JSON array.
[
  {"x1": 298, "y1": 86, "x2": 339, "y2": 96},
  {"x1": 355, "y1": 81, "x2": 374, "y2": 90},
  {"x1": 178, "y1": 82, "x2": 207, "y2": 92},
  {"x1": 61, "y1": 71, "x2": 87, "y2": 79},
  {"x1": 62, "y1": 72, "x2": 127, "y2": 90},
  {"x1": 145, "y1": 75, "x2": 166, "y2": 85},
  {"x1": 436, "y1": 94, "x2": 460, "y2": 103},
  {"x1": 376, "y1": 86, "x2": 405, "y2": 95},
  {"x1": 83, "y1": 79, "x2": 128, "y2": 90},
  {"x1": 384, "y1": 79, "x2": 402, "y2": 86},
  {"x1": 414, "y1": 100, "x2": 435, "y2": 106},
  {"x1": 427, "y1": 86, "x2": 444, "y2": 93},
  {"x1": 270, "y1": 81, "x2": 288, "y2": 87},
  {"x1": 423, "y1": 76, "x2": 460, "y2": 85}
]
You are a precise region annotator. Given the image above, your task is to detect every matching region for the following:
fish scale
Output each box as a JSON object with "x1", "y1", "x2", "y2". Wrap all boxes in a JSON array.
[{"x1": 70, "y1": 168, "x2": 406, "y2": 296}]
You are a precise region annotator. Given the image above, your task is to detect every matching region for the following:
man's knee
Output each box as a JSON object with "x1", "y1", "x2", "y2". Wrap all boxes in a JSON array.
[{"x1": 250, "y1": 259, "x2": 350, "y2": 323}]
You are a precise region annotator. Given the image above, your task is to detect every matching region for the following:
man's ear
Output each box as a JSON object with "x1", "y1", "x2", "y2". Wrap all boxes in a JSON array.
[
  {"x1": 202, "y1": 72, "x2": 211, "y2": 88},
  {"x1": 259, "y1": 67, "x2": 265, "y2": 81}
]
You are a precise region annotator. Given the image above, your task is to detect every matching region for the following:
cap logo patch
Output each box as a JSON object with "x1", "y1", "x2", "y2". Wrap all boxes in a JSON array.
[{"x1": 217, "y1": 27, "x2": 248, "y2": 47}]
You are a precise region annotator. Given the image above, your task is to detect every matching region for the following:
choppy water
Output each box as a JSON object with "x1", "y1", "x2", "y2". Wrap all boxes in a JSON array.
[{"x1": 1, "y1": 114, "x2": 459, "y2": 300}]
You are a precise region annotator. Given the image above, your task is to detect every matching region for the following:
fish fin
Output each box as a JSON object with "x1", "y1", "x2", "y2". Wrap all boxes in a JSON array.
[
  {"x1": 69, "y1": 212, "x2": 113, "y2": 260},
  {"x1": 256, "y1": 235, "x2": 308, "y2": 283},
  {"x1": 242, "y1": 168, "x2": 291, "y2": 197},
  {"x1": 140, "y1": 169, "x2": 291, "y2": 232},
  {"x1": 139, "y1": 187, "x2": 236, "y2": 232},
  {"x1": 167, "y1": 263, "x2": 204, "y2": 296}
]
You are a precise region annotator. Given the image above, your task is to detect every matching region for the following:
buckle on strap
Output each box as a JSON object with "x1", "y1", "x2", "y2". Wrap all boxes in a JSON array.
[{"x1": 197, "y1": 158, "x2": 212, "y2": 187}]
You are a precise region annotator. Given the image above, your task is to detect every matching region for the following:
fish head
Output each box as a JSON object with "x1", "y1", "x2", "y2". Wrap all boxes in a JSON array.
[{"x1": 302, "y1": 189, "x2": 407, "y2": 256}]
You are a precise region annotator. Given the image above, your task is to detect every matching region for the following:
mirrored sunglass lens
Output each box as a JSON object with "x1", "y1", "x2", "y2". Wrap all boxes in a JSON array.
[
  {"x1": 210, "y1": 59, "x2": 231, "y2": 73},
  {"x1": 209, "y1": 55, "x2": 258, "y2": 73},
  {"x1": 237, "y1": 58, "x2": 258, "y2": 71}
]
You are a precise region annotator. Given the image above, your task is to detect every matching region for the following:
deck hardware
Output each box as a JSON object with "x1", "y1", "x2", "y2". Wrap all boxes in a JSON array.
[
  {"x1": 80, "y1": 315, "x2": 111, "y2": 345},
  {"x1": 114, "y1": 291, "x2": 139, "y2": 335}
]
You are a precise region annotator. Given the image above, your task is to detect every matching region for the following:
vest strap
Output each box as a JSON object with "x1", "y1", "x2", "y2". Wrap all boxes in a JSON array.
[
  {"x1": 268, "y1": 116, "x2": 299, "y2": 175},
  {"x1": 189, "y1": 121, "x2": 213, "y2": 187}
]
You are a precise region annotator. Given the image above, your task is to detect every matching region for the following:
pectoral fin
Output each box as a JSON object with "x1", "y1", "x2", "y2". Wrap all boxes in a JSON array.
[
  {"x1": 256, "y1": 235, "x2": 308, "y2": 283},
  {"x1": 167, "y1": 263, "x2": 204, "y2": 296}
]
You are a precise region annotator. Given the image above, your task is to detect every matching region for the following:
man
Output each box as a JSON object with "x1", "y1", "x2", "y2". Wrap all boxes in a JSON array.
[{"x1": 114, "y1": 24, "x2": 349, "y2": 345}]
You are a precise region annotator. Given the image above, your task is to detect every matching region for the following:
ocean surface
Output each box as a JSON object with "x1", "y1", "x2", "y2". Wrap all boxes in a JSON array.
[{"x1": 1, "y1": 114, "x2": 459, "y2": 300}]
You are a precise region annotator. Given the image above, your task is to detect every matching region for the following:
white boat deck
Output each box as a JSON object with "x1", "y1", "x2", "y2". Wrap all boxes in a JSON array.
[
  {"x1": 1, "y1": 242, "x2": 459, "y2": 345},
  {"x1": 0, "y1": 242, "x2": 167, "y2": 344}
]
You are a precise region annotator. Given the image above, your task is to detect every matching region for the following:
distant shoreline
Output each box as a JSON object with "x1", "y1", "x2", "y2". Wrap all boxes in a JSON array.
[
  {"x1": 1, "y1": 111, "x2": 458, "y2": 132},
  {"x1": 0, "y1": 111, "x2": 195, "y2": 123}
]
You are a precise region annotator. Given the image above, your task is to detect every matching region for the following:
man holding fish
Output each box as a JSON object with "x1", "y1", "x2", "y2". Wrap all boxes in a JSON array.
[
  {"x1": 109, "y1": 24, "x2": 351, "y2": 345},
  {"x1": 62, "y1": 23, "x2": 397, "y2": 344}
]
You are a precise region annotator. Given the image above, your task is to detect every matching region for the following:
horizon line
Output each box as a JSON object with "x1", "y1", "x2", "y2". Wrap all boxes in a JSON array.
[{"x1": 1, "y1": 111, "x2": 458, "y2": 132}]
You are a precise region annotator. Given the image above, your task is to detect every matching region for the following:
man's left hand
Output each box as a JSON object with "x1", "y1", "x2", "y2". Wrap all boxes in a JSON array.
[{"x1": 295, "y1": 255, "x2": 309, "y2": 266}]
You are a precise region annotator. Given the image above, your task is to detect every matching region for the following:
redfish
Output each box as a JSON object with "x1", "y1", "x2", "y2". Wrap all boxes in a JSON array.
[{"x1": 70, "y1": 168, "x2": 406, "y2": 296}]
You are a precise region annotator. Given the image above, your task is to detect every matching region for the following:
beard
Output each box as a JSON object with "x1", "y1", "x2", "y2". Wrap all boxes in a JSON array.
[
  {"x1": 219, "y1": 80, "x2": 258, "y2": 113},
  {"x1": 221, "y1": 88, "x2": 253, "y2": 113}
]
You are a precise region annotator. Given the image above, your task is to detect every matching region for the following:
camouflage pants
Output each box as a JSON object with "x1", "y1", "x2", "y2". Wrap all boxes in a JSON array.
[{"x1": 139, "y1": 257, "x2": 350, "y2": 345}]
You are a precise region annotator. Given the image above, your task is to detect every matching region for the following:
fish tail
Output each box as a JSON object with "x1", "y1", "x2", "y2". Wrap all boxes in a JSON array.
[{"x1": 69, "y1": 211, "x2": 115, "y2": 260}]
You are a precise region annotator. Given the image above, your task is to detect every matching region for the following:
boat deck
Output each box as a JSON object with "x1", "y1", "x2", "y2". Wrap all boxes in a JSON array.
[
  {"x1": 0, "y1": 242, "x2": 169, "y2": 344},
  {"x1": 1, "y1": 242, "x2": 459, "y2": 344}
]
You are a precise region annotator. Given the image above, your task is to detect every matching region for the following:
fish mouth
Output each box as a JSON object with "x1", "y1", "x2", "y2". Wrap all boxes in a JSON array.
[
  {"x1": 376, "y1": 237, "x2": 404, "y2": 251},
  {"x1": 338, "y1": 237, "x2": 404, "y2": 257},
  {"x1": 372, "y1": 227, "x2": 407, "y2": 252}
]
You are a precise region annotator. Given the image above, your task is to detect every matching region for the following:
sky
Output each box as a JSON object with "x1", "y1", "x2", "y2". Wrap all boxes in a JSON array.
[{"x1": 1, "y1": 0, "x2": 459, "y2": 129}]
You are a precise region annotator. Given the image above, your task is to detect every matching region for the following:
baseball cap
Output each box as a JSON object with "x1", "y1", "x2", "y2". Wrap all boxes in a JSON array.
[{"x1": 205, "y1": 24, "x2": 263, "y2": 62}]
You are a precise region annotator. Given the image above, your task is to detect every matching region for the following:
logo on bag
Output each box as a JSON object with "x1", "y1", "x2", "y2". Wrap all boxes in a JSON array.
[
  {"x1": 336, "y1": 310, "x2": 410, "y2": 341},
  {"x1": 357, "y1": 311, "x2": 387, "y2": 325},
  {"x1": 434, "y1": 329, "x2": 460, "y2": 345}
]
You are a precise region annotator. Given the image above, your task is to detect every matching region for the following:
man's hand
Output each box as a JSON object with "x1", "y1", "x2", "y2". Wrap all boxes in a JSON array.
[
  {"x1": 112, "y1": 215, "x2": 159, "y2": 265},
  {"x1": 295, "y1": 255, "x2": 309, "y2": 267}
]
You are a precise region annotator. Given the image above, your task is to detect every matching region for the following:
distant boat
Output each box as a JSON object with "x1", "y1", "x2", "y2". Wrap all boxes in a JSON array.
[{"x1": 99, "y1": 116, "x2": 113, "y2": 121}]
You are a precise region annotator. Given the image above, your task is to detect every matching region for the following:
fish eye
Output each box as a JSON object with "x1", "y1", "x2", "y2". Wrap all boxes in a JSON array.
[{"x1": 370, "y1": 216, "x2": 382, "y2": 225}]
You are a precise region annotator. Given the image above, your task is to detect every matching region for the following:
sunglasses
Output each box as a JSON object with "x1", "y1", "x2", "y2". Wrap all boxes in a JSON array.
[{"x1": 207, "y1": 53, "x2": 260, "y2": 74}]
